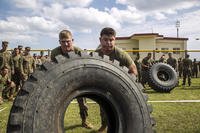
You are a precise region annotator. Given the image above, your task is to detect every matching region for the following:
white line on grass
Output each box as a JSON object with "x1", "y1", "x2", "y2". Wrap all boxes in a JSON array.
[
  {"x1": 70, "y1": 100, "x2": 200, "y2": 104},
  {"x1": 0, "y1": 107, "x2": 7, "y2": 112},
  {"x1": 148, "y1": 100, "x2": 200, "y2": 103}
]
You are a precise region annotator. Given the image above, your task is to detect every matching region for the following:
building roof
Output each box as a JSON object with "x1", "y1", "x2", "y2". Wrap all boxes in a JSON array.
[{"x1": 116, "y1": 33, "x2": 188, "y2": 40}]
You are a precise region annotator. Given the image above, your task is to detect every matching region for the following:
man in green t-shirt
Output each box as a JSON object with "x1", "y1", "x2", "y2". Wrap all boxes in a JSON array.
[
  {"x1": 95, "y1": 27, "x2": 138, "y2": 132},
  {"x1": 51, "y1": 30, "x2": 93, "y2": 129}
]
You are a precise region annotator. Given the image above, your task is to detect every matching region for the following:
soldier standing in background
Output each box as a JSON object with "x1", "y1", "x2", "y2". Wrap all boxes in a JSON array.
[
  {"x1": 192, "y1": 58, "x2": 198, "y2": 78},
  {"x1": 158, "y1": 54, "x2": 167, "y2": 63},
  {"x1": 20, "y1": 47, "x2": 36, "y2": 85},
  {"x1": 12, "y1": 48, "x2": 23, "y2": 93},
  {"x1": 182, "y1": 54, "x2": 192, "y2": 86},
  {"x1": 40, "y1": 50, "x2": 46, "y2": 64},
  {"x1": 0, "y1": 41, "x2": 14, "y2": 78},
  {"x1": 141, "y1": 53, "x2": 154, "y2": 87},
  {"x1": 18, "y1": 45, "x2": 24, "y2": 56},
  {"x1": 178, "y1": 57, "x2": 183, "y2": 78},
  {"x1": 51, "y1": 29, "x2": 93, "y2": 129},
  {"x1": 167, "y1": 52, "x2": 177, "y2": 70}
]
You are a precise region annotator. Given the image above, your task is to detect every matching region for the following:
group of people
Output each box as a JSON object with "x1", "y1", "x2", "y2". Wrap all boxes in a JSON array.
[
  {"x1": 0, "y1": 27, "x2": 138, "y2": 132},
  {"x1": 0, "y1": 42, "x2": 49, "y2": 104},
  {"x1": 0, "y1": 27, "x2": 198, "y2": 132},
  {"x1": 135, "y1": 51, "x2": 197, "y2": 88},
  {"x1": 50, "y1": 28, "x2": 138, "y2": 132}
]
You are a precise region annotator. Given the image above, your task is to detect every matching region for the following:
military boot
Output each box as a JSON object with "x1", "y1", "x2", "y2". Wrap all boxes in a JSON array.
[
  {"x1": 8, "y1": 95, "x2": 14, "y2": 101},
  {"x1": 82, "y1": 119, "x2": 93, "y2": 129}
]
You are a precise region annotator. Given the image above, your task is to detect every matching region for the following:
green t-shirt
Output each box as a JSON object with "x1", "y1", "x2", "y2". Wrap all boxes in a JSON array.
[
  {"x1": 51, "y1": 46, "x2": 82, "y2": 62},
  {"x1": 95, "y1": 46, "x2": 133, "y2": 68}
]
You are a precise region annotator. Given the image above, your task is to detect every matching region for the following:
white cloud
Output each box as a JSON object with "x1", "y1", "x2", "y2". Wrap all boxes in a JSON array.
[
  {"x1": 116, "y1": 0, "x2": 200, "y2": 14},
  {"x1": 61, "y1": 0, "x2": 93, "y2": 7},
  {"x1": 110, "y1": 6, "x2": 145, "y2": 24},
  {"x1": 0, "y1": 20, "x2": 28, "y2": 32},
  {"x1": 14, "y1": 0, "x2": 39, "y2": 9},
  {"x1": 42, "y1": 3, "x2": 64, "y2": 19},
  {"x1": 44, "y1": 6, "x2": 121, "y2": 32},
  {"x1": 0, "y1": 16, "x2": 69, "y2": 44}
]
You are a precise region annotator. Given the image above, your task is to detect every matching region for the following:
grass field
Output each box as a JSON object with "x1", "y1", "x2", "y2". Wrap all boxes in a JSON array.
[{"x1": 1, "y1": 78, "x2": 200, "y2": 133}]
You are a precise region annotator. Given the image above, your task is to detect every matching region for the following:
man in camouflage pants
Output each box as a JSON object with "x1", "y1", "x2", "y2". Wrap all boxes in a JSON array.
[
  {"x1": 141, "y1": 53, "x2": 154, "y2": 87},
  {"x1": 12, "y1": 48, "x2": 23, "y2": 93},
  {"x1": 20, "y1": 47, "x2": 36, "y2": 85},
  {"x1": 51, "y1": 29, "x2": 93, "y2": 129},
  {"x1": 182, "y1": 54, "x2": 192, "y2": 86},
  {"x1": 0, "y1": 66, "x2": 16, "y2": 101},
  {"x1": 0, "y1": 41, "x2": 14, "y2": 78},
  {"x1": 95, "y1": 27, "x2": 138, "y2": 132},
  {"x1": 167, "y1": 52, "x2": 177, "y2": 70}
]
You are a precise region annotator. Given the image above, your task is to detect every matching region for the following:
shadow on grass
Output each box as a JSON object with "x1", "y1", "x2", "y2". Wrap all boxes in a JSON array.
[
  {"x1": 179, "y1": 86, "x2": 200, "y2": 90},
  {"x1": 64, "y1": 125, "x2": 98, "y2": 133},
  {"x1": 64, "y1": 124, "x2": 82, "y2": 130}
]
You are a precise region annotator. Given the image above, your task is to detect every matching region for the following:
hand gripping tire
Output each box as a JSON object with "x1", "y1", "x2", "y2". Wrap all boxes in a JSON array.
[
  {"x1": 7, "y1": 52, "x2": 155, "y2": 133},
  {"x1": 148, "y1": 62, "x2": 178, "y2": 92}
]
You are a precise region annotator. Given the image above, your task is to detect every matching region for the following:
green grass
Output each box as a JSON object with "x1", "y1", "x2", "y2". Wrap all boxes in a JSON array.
[{"x1": 1, "y1": 78, "x2": 200, "y2": 133}]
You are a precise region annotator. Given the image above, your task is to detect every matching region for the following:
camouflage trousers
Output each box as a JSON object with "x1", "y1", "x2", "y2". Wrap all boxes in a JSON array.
[
  {"x1": 141, "y1": 69, "x2": 149, "y2": 86},
  {"x1": 182, "y1": 69, "x2": 191, "y2": 86},
  {"x1": 77, "y1": 97, "x2": 88, "y2": 121},
  {"x1": 2, "y1": 86, "x2": 15, "y2": 99},
  {"x1": 100, "y1": 106, "x2": 108, "y2": 127},
  {"x1": 2, "y1": 81, "x2": 16, "y2": 99}
]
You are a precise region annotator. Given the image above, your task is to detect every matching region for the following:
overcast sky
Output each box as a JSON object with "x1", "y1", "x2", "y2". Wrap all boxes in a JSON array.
[{"x1": 0, "y1": 0, "x2": 200, "y2": 58}]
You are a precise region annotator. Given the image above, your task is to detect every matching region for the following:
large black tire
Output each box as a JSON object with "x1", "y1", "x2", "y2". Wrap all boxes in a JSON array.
[
  {"x1": 7, "y1": 52, "x2": 155, "y2": 133},
  {"x1": 148, "y1": 63, "x2": 178, "y2": 92}
]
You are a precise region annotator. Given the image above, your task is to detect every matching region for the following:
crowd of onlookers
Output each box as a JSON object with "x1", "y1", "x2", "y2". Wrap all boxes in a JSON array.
[
  {"x1": 0, "y1": 41, "x2": 50, "y2": 104},
  {"x1": 135, "y1": 52, "x2": 198, "y2": 88},
  {"x1": 0, "y1": 40, "x2": 199, "y2": 104}
]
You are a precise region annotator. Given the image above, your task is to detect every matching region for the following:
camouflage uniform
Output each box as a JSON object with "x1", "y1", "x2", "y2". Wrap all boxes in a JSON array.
[
  {"x1": 12, "y1": 50, "x2": 23, "y2": 92},
  {"x1": 158, "y1": 55, "x2": 167, "y2": 63},
  {"x1": 0, "y1": 42, "x2": 14, "y2": 78},
  {"x1": 20, "y1": 48, "x2": 36, "y2": 82},
  {"x1": 0, "y1": 68, "x2": 16, "y2": 100},
  {"x1": 182, "y1": 55, "x2": 192, "y2": 86},
  {"x1": 167, "y1": 55, "x2": 177, "y2": 70},
  {"x1": 51, "y1": 46, "x2": 89, "y2": 124},
  {"x1": 141, "y1": 53, "x2": 154, "y2": 86},
  {"x1": 178, "y1": 58, "x2": 183, "y2": 78},
  {"x1": 192, "y1": 59, "x2": 198, "y2": 78},
  {"x1": 95, "y1": 46, "x2": 134, "y2": 129}
]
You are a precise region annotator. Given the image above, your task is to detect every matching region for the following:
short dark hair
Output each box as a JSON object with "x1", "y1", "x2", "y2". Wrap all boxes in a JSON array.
[
  {"x1": 18, "y1": 45, "x2": 23, "y2": 49},
  {"x1": 59, "y1": 30, "x2": 72, "y2": 40},
  {"x1": 2, "y1": 41, "x2": 8, "y2": 45},
  {"x1": 25, "y1": 47, "x2": 31, "y2": 51},
  {"x1": 100, "y1": 27, "x2": 116, "y2": 37},
  {"x1": 186, "y1": 54, "x2": 190, "y2": 58},
  {"x1": 147, "y1": 52, "x2": 152, "y2": 56}
]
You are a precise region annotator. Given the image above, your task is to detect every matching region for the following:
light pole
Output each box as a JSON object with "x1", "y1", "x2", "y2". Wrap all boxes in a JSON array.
[{"x1": 176, "y1": 20, "x2": 180, "y2": 38}]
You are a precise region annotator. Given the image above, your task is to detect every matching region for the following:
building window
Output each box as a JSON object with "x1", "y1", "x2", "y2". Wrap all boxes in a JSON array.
[
  {"x1": 132, "y1": 48, "x2": 139, "y2": 55},
  {"x1": 161, "y1": 48, "x2": 169, "y2": 54},
  {"x1": 173, "y1": 48, "x2": 180, "y2": 54}
]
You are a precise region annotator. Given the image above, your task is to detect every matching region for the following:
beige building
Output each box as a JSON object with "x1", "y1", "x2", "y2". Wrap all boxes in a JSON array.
[{"x1": 115, "y1": 33, "x2": 188, "y2": 60}]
